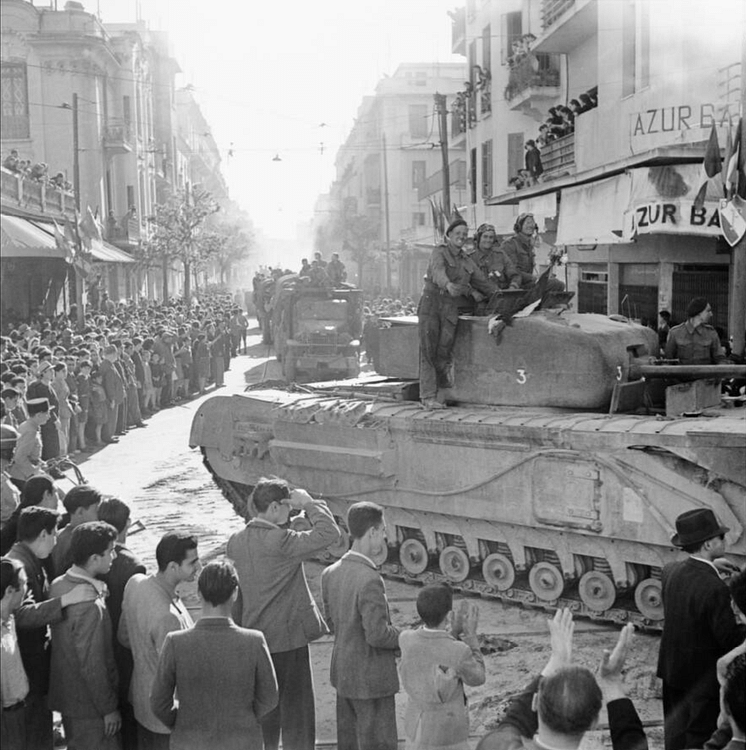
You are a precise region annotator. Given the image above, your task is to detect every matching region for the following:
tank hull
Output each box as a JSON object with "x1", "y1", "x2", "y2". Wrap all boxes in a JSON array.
[{"x1": 191, "y1": 389, "x2": 746, "y2": 628}]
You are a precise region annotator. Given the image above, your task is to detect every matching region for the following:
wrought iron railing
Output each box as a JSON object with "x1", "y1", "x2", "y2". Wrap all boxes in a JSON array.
[{"x1": 541, "y1": 0, "x2": 576, "y2": 29}]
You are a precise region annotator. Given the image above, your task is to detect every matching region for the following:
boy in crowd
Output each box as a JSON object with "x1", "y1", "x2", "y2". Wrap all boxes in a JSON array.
[
  {"x1": 49, "y1": 521, "x2": 121, "y2": 750},
  {"x1": 51, "y1": 484, "x2": 102, "y2": 577},
  {"x1": 9, "y1": 397, "x2": 50, "y2": 483},
  {"x1": 399, "y1": 584, "x2": 485, "y2": 749}
]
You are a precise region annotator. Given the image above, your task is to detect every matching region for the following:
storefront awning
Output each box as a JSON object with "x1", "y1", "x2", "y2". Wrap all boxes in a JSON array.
[
  {"x1": 27, "y1": 221, "x2": 135, "y2": 264},
  {"x1": 0, "y1": 215, "x2": 65, "y2": 259},
  {"x1": 555, "y1": 173, "x2": 632, "y2": 245}
]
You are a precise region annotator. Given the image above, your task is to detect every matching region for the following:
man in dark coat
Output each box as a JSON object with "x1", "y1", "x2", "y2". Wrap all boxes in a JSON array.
[
  {"x1": 26, "y1": 362, "x2": 60, "y2": 460},
  {"x1": 524, "y1": 140, "x2": 543, "y2": 184},
  {"x1": 657, "y1": 508, "x2": 746, "y2": 750},
  {"x1": 99, "y1": 346, "x2": 124, "y2": 443}
]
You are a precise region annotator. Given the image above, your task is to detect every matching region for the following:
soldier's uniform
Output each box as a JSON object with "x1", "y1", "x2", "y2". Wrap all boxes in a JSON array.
[
  {"x1": 418, "y1": 242, "x2": 495, "y2": 403},
  {"x1": 664, "y1": 322, "x2": 725, "y2": 365},
  {"x1": 498, "y1": 233, "x2": 565, "y2": 292}
]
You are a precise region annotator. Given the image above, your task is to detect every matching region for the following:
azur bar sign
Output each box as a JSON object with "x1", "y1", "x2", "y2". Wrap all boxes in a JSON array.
[
  {"x1": 631, "y1": 103, "x2": 738, "y2": 136},
  {"x1": 624, "y1": 201, "x2": 721, "y2": 239}
]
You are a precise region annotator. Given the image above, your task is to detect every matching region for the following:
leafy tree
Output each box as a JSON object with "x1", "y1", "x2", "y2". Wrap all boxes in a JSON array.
[{"x1": 139, "y1": 184, "x2": 219, "y2": 301}]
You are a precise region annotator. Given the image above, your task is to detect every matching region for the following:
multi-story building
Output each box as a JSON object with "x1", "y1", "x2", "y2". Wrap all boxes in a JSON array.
[
  {"x1": 456, "y1": 0, "x2": 742, "y2": 334},
  {"x1": 325, "y1": 63, "x2": 465, "y2": 294}
]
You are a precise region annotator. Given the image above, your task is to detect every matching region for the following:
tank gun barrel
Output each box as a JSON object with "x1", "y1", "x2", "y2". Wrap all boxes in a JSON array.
[{"x1": 630, "y1": 363, "x2": 746, "y2": 379}]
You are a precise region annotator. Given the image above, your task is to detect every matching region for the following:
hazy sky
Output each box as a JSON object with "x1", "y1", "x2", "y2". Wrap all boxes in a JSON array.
[{"x1": 96, "y1": 0, "x2": 464, "y2": 238}]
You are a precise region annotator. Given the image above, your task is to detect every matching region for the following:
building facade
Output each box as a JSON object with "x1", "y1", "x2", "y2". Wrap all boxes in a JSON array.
[{"x1": 462, "y1": 0, "x2": 743, "y2": 335}]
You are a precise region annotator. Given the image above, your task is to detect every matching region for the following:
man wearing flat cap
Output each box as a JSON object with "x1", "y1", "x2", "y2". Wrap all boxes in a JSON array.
[
  {"x1": 664, "y1": 297, "x2": 727, "y2": 365},
  {"x1": 657, "y1": 508, "x2": 745, "y2": 750},
  {"x1": 418, "y1": 218, "x2": 497, "y2": 409}
]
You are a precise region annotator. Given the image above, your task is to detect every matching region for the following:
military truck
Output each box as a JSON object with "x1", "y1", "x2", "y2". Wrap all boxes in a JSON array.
[{"x1": 266, "y1": 275, "x2": 363, "y2": 383}]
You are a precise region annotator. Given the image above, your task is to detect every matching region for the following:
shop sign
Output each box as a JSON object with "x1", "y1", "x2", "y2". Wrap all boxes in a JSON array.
[
  {"x1": 623, "y1": 200, "x2": 722, "y2": 240},
  {"x1": 630, "y1": 103, "x2": 739, "y2": 137}
]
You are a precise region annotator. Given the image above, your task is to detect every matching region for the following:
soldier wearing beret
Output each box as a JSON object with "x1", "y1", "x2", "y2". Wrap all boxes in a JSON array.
[{"x1": 664, "y1": 297, "x2": 727, "y2": 365}]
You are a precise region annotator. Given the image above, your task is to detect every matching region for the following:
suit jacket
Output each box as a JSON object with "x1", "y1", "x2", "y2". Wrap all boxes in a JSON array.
[
  {"x1": 150, "y1": 617, "x2": 278, "y2": 750},
  {"x1": 8, "y1": 541, "x2": 63, "y2": 695},
  {"x1": 48, "y1": 570, "x2": 119, "y2": 719},
  {"x1": 100, "y1": 359, "x2": 125, "y2": 404},
  {"x1": 657, "y1": 558, "x2": 745, "y2": 691},
  {"x1": 321, "y1": 551, "x2": 400, "y2": 699},
  {"x1": 227, "y1": 499, "x2": 340, "y2": 654},
  {"x1": 476, "y1": 675, "x2": 648, "y2": 750},
  {"x1": 399, "y1": 628, "x2": 486, "y2": 749}
]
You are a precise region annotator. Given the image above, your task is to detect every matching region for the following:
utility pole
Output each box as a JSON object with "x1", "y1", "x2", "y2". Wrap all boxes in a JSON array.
[
  {"x1": 184, "y1": 179, "x2": 192, "y2": 303},
  {"x1": 434, "y1": 93, "x2": 451, "y2": 219},
  {"x1": 72, "y1": 92, "x2": 85, "y2": 329},
  {"x1": 382, "y1": 131, "x2": 391, "y2": 294},
  {"x1": 728, "y1": 22, "x2": 746, "y2": 359}
]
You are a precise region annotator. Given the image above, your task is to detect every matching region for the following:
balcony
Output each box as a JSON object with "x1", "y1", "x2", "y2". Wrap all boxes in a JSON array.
[
  {"x1": 1, "y1": 167, "x2": 77, "y2": 220},
  {"x1": 102, "y1": 123, "x2": 133, "y2": 154},
  {"x1": 417, "y1": 160, "x2": 467, "y2": 201},
  {"x1": 449, "y1": 6, "x2": 466, "y2": 56},
  {"x1": 366, "y1": 187, "x2": 381, "y2": 206},
  {"x1": 535, "y1": 0, "x2": 597, "y2": 54},
  {"x1": 106, "y1": 216, "x2": 141, "y2": 247},
  {"x1": 541, "y1": 132, "x2": 575, "y2": 178},
  {"x1": 504, "y1": 53, "x2": 561, "y2": 114}
]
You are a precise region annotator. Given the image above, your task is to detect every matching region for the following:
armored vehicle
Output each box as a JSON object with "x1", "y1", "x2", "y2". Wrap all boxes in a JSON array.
[
  {"x1": 190, "y1": 304, "x2": 746, "y2": 629},
  {"x1": 263, "y1": 275, "x2": 363, "y2": 383}
]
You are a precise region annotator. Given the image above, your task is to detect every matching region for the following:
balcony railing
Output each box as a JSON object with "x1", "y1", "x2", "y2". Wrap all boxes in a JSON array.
[
  {"x1": 542, "y1": 0, "x2": 576, "y2": 29},
  {"x1": 541, "y1": 132, "x2": 575, "y2": 177},
  {"x1": 1, "y1": 167, "x2": 77, "y2": 219},
  {"x1": 504, "y1": 53, "x2": 560, "y2": 102},
  {"x1": 106, "y1": 216, "x2": 141, "y2": 245},
  {"x1": 102, "y1": 123, "x2": 133, "y2": 154}
]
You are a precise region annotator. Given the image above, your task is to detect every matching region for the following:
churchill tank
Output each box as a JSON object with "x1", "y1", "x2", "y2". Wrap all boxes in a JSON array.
[{"x1": 190, "y1": 304, "x2": 746, "y2": 629}]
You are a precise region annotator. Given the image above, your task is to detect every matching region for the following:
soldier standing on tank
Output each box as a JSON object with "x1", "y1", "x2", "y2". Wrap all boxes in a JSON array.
[
  {"x1": 418, "y1": 218, "x2": 497, "y2": 410},
  {"x1": 498, "y1": 213, "x2": 565, "y2": 292}
]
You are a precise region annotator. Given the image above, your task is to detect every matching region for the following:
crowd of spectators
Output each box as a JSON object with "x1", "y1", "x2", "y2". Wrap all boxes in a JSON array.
[
  {"x1": 3, "y1": 149, "x2": 73, "y2": 193},
  {"x1": 0, "y1": 294, "x2": 250, "y2": 486}
]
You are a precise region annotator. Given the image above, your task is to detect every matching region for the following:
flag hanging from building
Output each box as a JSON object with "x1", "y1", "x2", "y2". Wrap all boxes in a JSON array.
[
  {"x1": 79, "y1": 206, "x2": 102, "y2": 250},
  {"x1": 719, "y1": 195, "x2": 746, "y2": 247},
  {"x1": 693, "y1": 124, "x2": 721, "y2": 209},
  {"x1": 53, "y1": 220, "x2": 75, "y2": 264},
  {"x1": 724, "y1": 117, "x2": 743, "y2": 199}
]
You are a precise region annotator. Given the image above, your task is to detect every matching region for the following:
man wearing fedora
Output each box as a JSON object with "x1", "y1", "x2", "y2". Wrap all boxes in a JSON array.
[{"x1": 657, "y1": 508, "x2": 745, "y2": 750}]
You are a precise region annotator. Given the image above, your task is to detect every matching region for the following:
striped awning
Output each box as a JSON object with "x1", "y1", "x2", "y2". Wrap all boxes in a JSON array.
[{"x1": 0, "y1": 214, "x2": 65, "y2": 259}]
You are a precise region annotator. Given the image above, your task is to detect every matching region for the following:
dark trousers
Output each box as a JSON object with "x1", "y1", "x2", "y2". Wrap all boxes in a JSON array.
[
  {"x1": 336, "y1": 694, "x2": 397, "y2": 750},
  {"x1": 2, "y1": 702, "x2": 27, "y2": 750},
  {"x1": 24, "y1": 687, "x2": 52, "y2": 750},
  {"x1": 62, "y1": 715, "x2": 120, "y2": 750},
  {"x1": 418, "y1": 291, "x2": 459, "y2": 401},
  {"x1": 662, "y1": 681, "x2": 720, "y2": 750},
  {"x1": 126, "y1": 387, "x2": 141, "y2": 426},
  {"x1": 261, "y1": 646, "x2": 315, "y2": 750},
  {"x1": 103, "y1": 402, "x2": 119, "y2": 441},
  {"x1": 40, "y1": 420, "x2": 60, "y2": 461},
  {"x1": 136, "y1": 724, "x2": 169, "y2": 750}
]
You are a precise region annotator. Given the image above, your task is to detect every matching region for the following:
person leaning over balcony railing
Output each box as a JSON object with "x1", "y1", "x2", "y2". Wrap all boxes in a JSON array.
[{"x1": 3, "y1": 150, "x2": 20, "y2": 173}]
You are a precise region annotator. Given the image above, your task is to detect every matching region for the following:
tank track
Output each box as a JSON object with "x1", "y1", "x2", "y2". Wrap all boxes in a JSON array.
[{"x1": 203, "y1": 455, "x2": 664, "y2": 633}]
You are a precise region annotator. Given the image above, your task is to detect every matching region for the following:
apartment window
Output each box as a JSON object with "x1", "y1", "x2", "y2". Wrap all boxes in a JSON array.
[
  {"x1": 482, "y1": 24, "x2": 492, "y2": 72},
  {"x1": 123, "y1": 95, "x2": 132, "y2": 125},
  {"x1": 623, "y1": 0, "x2": 650, "y2": 96},
  {"x1": 481, "y1": 140, "x2": 493, "y2": 199},
  {"x1": 412, "y1": 212, "x2": 426, "y2": 227},
  {"x1": 470, "y1": 148, "x2": 477, "y2": 204},
  {"x1": 126, "y1": 185, "x2": 135, "y2": 213},
  {"x1": 412, "y1": 161, "x2": 426, "y2": 188},
  {"x1": 502, "y1": 11, "x2": 522, "y2": 64},
  {"x1": 638, "y1": 0, "x2": 650, "y2": 90},
  {"x1": 507, "y1": 133, "x2": 524, "y2": 185},
  {"x1": 468, "y1": 39, "x2": 477, "y2": 84},
  {"x1": 408, "y1": 104, "x2": 428, "y2": 138},
  {"x1": 1, "y1": 62, "x2": 30, "y2": 139}
]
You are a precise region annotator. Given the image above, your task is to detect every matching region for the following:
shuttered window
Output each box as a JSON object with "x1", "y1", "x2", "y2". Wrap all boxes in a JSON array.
[
  {"x1": 507, "y1": 132, "x2": 524, "y2": 185},
  {"x1": 1, "y1": 63, "x2": 30, "y2": 139},
  {"x1": 481, "y1": 139, "x2": 493, "y2": 199}
]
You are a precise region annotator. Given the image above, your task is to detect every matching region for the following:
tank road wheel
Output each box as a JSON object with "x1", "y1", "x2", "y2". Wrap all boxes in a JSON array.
[
  {"x1": 482, "y1": 553, "x2": 515, "y2": 591},
  {"x1": 528, "y1": 562, "x2": 565, "y2": 602},
  {"x1": 439, "y1": 546, "x2": 471, "y2": 583},
  {"x1": 578, "y1": 571, "x2": 617, "y2": 612},
  {"x1": 634, "y1": 578, "x2": 664, "y2": 621},
  {"x1": 399, "y1": 539, "x2": 429, "y2": 576}
]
